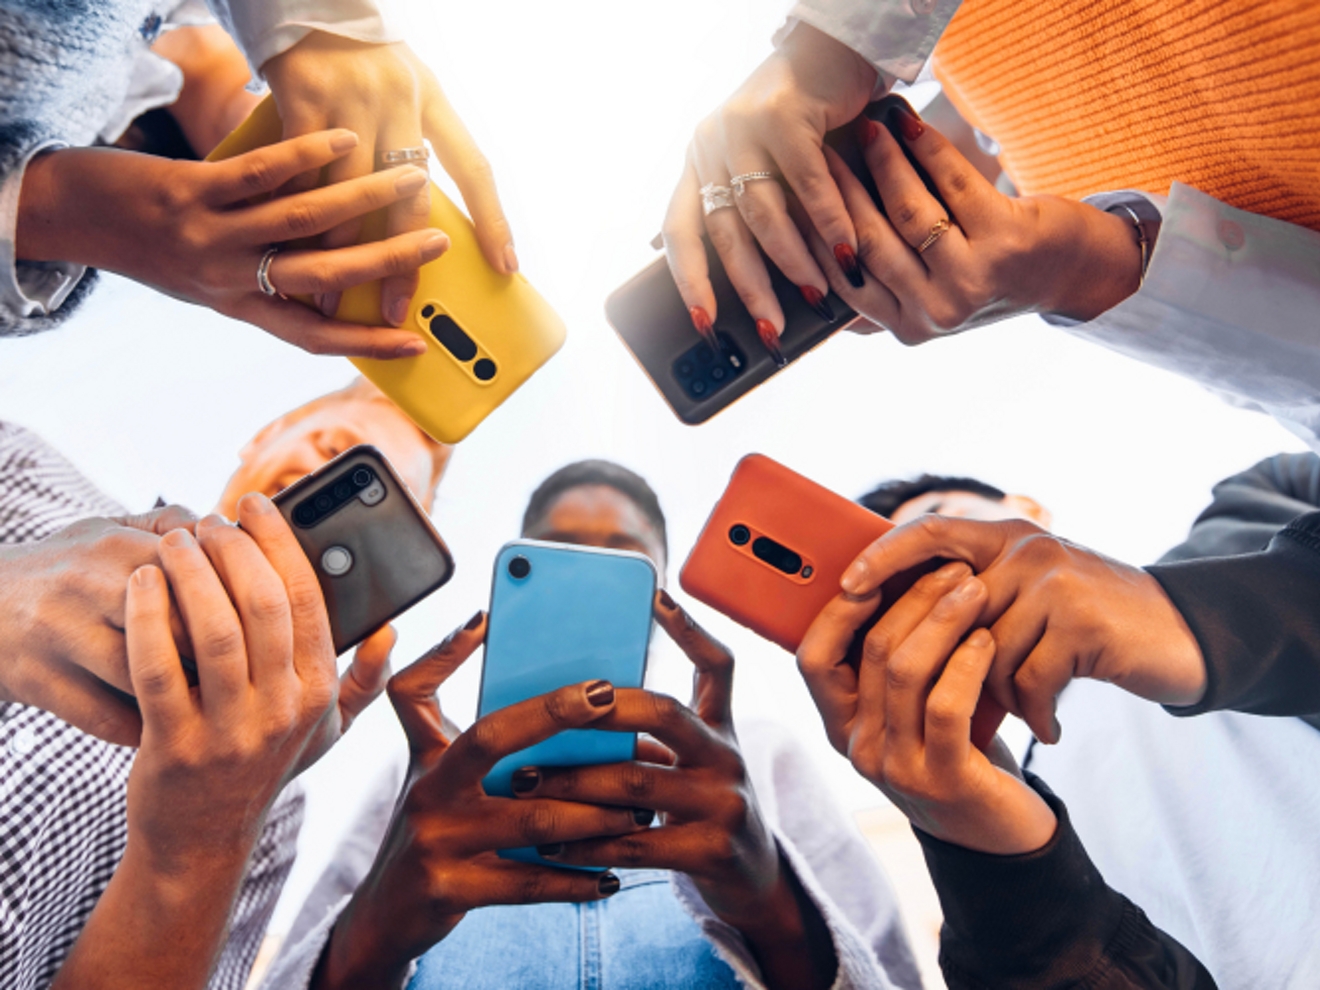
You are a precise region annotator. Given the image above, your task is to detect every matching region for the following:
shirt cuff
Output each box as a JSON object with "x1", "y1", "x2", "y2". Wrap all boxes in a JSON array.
[
  {"x1": 669, "y1": 828, "x2": 895, "y2": 989},
  {"x1": 774, "y1": 0, "x2": 961, "y2": 84},
  {"x1": 0, "y1": 140, "x2": 87, "y2": 324},
  {"x1": 211, "y1": 0, "x2": 404, "y2": 77}
]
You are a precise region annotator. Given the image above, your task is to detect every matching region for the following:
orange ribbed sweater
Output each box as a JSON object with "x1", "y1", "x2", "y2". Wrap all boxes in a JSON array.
[{"x1": 931, "y1": 0, "x2": 1320, "y2": 230}]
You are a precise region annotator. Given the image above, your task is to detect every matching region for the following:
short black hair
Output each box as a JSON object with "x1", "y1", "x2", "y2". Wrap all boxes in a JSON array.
[
  {"x1": 858, "y1": 474, "x2": 1005, "y2": 520},
  {"x1": 522, "y1": 460, "x2": 667, "y2": 558}
]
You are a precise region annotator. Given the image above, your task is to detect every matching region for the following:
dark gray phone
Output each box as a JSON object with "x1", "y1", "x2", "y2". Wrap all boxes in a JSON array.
[{"x1": 272, "y1": 444, "x2": 454, "y2": 654}]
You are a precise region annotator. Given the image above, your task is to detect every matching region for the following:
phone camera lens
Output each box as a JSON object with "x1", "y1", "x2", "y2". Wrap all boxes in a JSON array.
[
  {"x1": 352, "y1": 468, "x2": 373, "y2": 488},
  {"x1": 333, "y1": 481, "x2": 352, "y2": 500},
  {"x1": 508, "y1": 555, "x2": 531, "y2": 579},
  {"x1": 710, "y1": 366, "x2": 727, "y2": 381},
  {"x1": 314, "y1": 494, "x2": 333, "y2": 512},
  {"x1": 729, "y1": 524, "x2": 751, "y2": 546},
  {"x1": 421, "y1": 304, "x2": 435, "y2": 319},
  {"x1": 676, "y1": 360, "x2": 695, "y2": 378},
  {"x1": 294, "y1": 504, "x2": 316, "y2": 526},
  {"x1": 473, "y1": 358, "x2": 497, "y2": 381},
  {"x1": 801, "y1": 565, "x2": 814, "y2": 579},
  {"x1": 690, "y1": 380, "x2": 708, "y2": 396}
]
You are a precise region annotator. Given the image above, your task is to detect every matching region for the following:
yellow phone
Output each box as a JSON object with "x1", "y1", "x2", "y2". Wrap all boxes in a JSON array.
[{"x1": 208, "y1": 97, "x2": 566, "y2": 444}]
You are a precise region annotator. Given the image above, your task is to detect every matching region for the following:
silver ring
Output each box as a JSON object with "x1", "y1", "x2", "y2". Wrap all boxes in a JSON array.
[
  {"x1": 379, "y1": 146, "x2": 431, "y2": 167},
  {"x1": 700, "y1": 183, "x2": 736, "y2": 216},
  {"x1": 730, "y1": 171, "x2": 776, "y2": 196},
  {"x1": 256, "y1": 247, "x2": 282, "y2": 297}
]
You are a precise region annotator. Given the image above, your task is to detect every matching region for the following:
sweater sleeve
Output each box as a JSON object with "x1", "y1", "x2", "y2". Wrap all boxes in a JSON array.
[
  {"x1": 915, "y1": 774, "x2": 1217, "y2": 990},
  {"x1": 1148, "y1": 510, "x2": 1320, "y2": 718}
]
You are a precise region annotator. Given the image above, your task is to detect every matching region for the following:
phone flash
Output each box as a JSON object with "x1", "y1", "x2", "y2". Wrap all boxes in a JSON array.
[{"x1": 359, "y1": 481, "x2": 386, "y2": 506}]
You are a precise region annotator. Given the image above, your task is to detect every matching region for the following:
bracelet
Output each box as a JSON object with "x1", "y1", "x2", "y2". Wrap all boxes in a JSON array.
[{"x1": 1110, "y1": 202, "x2": 1151, "y2": 289}]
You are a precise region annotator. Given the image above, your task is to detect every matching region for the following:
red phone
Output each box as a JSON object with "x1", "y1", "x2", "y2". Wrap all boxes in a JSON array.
[{"x1": 679, "y1": 454, "x2": 897, "y2": 653}]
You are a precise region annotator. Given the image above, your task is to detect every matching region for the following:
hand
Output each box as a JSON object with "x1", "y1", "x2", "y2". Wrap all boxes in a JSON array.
[
  {"x1": 17, "y1": 136, "x2": 447, "y2": 359},
  {"x1": 149, "y1": 23, "x2": 262, "y2": 157},
  {"x1": 317, "y1": 614, "x2": 642, "y2": 990},
  {"x1": 0, "y1": 504, "x2": 198, "y2": 745},
  {"x1": 835, "y1": 516, "x2": 1207, "y2": 743},
  {"x1": 264, "y1": 35, "x2": 515, "y2": 326},
  {"x1": 798, "y1": 105, "x2": 1142, "y2": 343},
  {"x1": 663, "y1": 22, "x2": 877, "y2": 351},
  {"x1": 512, "y1": 593, "x2": 837, "y2": 990},
  {"x1": 799, "y1": 563, "x2": 1057, "y2": 855}
]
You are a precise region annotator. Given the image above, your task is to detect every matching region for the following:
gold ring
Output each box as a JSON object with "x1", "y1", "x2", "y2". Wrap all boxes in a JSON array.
[{"x1": 917, "y1": 218, "x2": 952, "y2": 254}]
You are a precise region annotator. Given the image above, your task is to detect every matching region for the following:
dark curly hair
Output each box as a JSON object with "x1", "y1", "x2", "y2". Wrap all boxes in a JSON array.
[
  {"x1": 858, "y1": 474, "x2": 1005, "y2": 519},
  {"x1": 522, "y1": 460, "x2": 667, "y2": 559}
]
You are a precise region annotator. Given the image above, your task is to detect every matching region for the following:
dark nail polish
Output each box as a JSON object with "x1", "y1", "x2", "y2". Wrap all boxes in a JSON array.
[
  {"x1": 890, "y1": 105, "x2": 925, "y2": 143},
  {"x1": 464, "y1": 611, "x2": 484, "y2": 631},
  {"x1": 657, "y1": 589, "x2": 677, "y2": 611},
  {"x1": 756, "y1": 319, "x2": 787, "y2": 369},
  {"x1": 689, "y1": 306, "x2": 719, "y2": 352},
  {"x1": 585, "y1": 680, "x2": 615, "y2": 707},
  {"x1": 632, "y1": 807, "x2": 655, "y2": 827},
  {"x1": 857, "y1": 118, "x2": 881, "y2": 148},
  {"x1": 834, "y1": 244, "x2": 865, "y2": 288},
  {"x1": 799, "y1": 284, "x2": 835, "y2": 322},
  {"x1": 598, "y1": 872, "x2": 621, "y2": 896},
  {"x1": 511, "y1": 767, "x2": 540, "y2": 794},
  {"x1": 537, "y1": 843, "x2": 565, "y2": 858}
]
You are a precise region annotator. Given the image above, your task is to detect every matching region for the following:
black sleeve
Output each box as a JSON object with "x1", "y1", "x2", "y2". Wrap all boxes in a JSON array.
[
  {"x1": 1148, "y1": 510, "x2": 1320, "y2": 717},
  {"x1": 915, "y1": 774, "x2": 1217, "y2": 990}
]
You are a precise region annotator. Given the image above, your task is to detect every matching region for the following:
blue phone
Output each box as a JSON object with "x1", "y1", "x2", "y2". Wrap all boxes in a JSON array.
[{"x1": 478, "y1": 539, "x2": 658, "y2": 866}]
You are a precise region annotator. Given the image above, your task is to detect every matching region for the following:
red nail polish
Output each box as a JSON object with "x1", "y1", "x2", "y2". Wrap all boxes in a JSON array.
[
  {"x1": 756, "y1": 319, "x2": 787, "y2": 369},
  {"x1": 891, "y1": 106, "x2": 925, "y2": 142},
  {"x1": 799, "y1": 285, "x2": 835, "y2": 322},
  {"x1": 858, "y1": 118, "x2": 881, "y2": 148},
  {"x1": 689, "y1": 306, "x2": 719, "y2": 352},
  {"x1": 834, "y1": 244, "x2": 865, "y2": 288}
]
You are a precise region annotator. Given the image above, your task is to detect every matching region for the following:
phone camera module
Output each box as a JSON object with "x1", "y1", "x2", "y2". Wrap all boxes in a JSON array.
[
  {"x1": 729, "y1": 524, "x2": 751, "y2": 546},
  {"x1": 508, "y1": 555, "x2": 532, "y2": 580},
  {"x1": 752, "y1": 536, "x2": 803, "y2": 576}
]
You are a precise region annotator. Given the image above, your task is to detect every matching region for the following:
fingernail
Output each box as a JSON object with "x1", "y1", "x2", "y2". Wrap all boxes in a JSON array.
[
  {"x1": 195, "y1": 513, "x2": 227, "y2": 532},
  {"x1": 858, "y1": 118, "x2": 882, "y2": 148},
  {"x1": 386, "y1": 294, "x2": 410, "y2": 327},
  {"x1": 890, "y1": 105, "x2": 925, "y2": 142},
  {"x1": 536, "y1": 842, "x2": 565, "y2": 858},
  {"x1": 394, "y1": 339, "x2": 428, "y2": 359},
  {"x1": 421, "y1": 233, "x2": 450, "y2": 261},
  {"x1": 657, "y1": 589, "x2": 677, "y2": 611},
  {"x1": 504, "y1": 243, "x2": 519, "y2": 274},
  {"x1": 511, "y1": 767, "x2": 540, "y2": 794},
  {"x1": 395, "y1": 168, "x2": 429, "y2": 196},
  {"x1": 598, "y1": 872, "x2": 621, "y2": 896},
  {"x1": 834, "y1": 244, "x2": 864, "y2": 288},
  {"x1": 318, "y1": 291, "x2": 341, "y2": 318},
  {"x1": 330, "y1": 131, "x2": 359, "y2": 153},
  {"x1": 756, "y1": 319, "x2": 787, "y2": 369},
  {"x1": 133, "y1": 566, "x2": 160, "y2": 589},
  {"x1": 464, "y1": 610, "x2": 485, "y2": 631},
  {"x1": 585, "y1": 679, "x2": 615, "y2": 707},
  {"x1": 238, "y1": 492, "x2": 275, "y2": 514},
  {"x1": 841, "y1": 557, "x2": 869, "y2": 595},
  {"x1": 161, "y1": 528, "x2": 196, "y2": 549},
  {"x1": 632, "y1": 807, "x2": 655, "y2": 827},
  {"x1": 936, "y1": 561, "x2": 972, "y2": 582},
  {"x1": 689, "y1": 306, "x2": 719, "y2": 352},
  {"x1": 968, "y1": 628, "x2": 993, "y2": 649},
  {"x1": 799, "y1": 284, "x2": 835, "y2": 322},
  {"x1": 950, "y1": 576, "x2": 982, "y2": 600}
]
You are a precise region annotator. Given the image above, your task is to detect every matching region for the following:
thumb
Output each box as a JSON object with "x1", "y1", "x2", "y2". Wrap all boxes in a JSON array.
[
  {"x1": 388, "y1": 612, "x2": 485, "y2": 753},
  {"x1": 338, "y1": 624, "x2": 397, "y2": 734}
]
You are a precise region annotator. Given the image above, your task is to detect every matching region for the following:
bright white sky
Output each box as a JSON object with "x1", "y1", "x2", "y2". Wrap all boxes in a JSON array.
[{"x1": 0, "y1": 0, "x2": 1305, "y2": 941}]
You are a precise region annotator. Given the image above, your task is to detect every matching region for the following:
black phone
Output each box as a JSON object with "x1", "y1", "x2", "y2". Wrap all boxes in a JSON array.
[
  {"x1": 272, "y1": 445, "x2": 455, "y2": 654},
  {"x1": 605, "y1": 94, "x2": 943, "y2": 426}
]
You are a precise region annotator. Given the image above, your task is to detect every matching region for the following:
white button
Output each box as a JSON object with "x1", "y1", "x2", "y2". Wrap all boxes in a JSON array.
[
  {"x1": 321, "y1": 546, "x2": 354, "y2": 577},
  {"x1": 912, "y1": 0, "x2": 936, "y2": 14},
  {"x1": 10, "y1": 728, "x2": 36, "y2": 756}
]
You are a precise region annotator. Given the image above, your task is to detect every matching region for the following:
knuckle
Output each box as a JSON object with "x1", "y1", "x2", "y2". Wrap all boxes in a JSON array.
[
  {"x1": 541, "y1": 688, "x2": 577, "y2": 728},
  {"x1": 925, "y1": 695, "x2": 963, "y2": 732},
  {"x1": 861, "y1": 626, "x2": 896, "y2": 668},
  {"x1": 945, "y1": 167, "x2": 973, "y2": 197},
  {"x1": 648, "y1": 694, "x2": 688, "y2": 732},
  {"x1": 620, "y1": 764, "x2": 654, "y2": 801},
  {"x1": 133, "y1": 663, "x2": 176, "y2": 698},
  {"x1": 301, "y1": 261, "x2": 338, "y2": 295},
  {"x1": 613, "y1": 834, "x2": 649, "y2": 869},
  {"x1": 885, "y1": 658, "x2": 921, "y2": 695},
  {"x1": 246, "y1": 584, "x2": 291, "y2": 626},
  {"x1": 892, "y1": 199, "x2": 922, "y2": 229},
  {"x1": 463, "y1": 717, "x2": 502, "y2": 764},
  {"x1": 197, "y1": 621, "x2": 245, "y2": 660},
  {"x1": 516, "y1": 805, "x2": 561, "y2": 846},
  {"x1": 517, "y1": 870, "x2": 552, "y2": 902},
  {"x1": 236, "y1": 158, "x2": 277, "y2": 197},
  {"x1": 706, "y1": 222, "x2": 740, "y2": 257},
  {"x1": 281, "y1": 202, "x2": 323, "y2": 239}
]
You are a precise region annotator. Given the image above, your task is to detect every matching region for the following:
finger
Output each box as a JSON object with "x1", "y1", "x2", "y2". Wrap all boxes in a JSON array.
[
  {"x1": 266, "y1": 228, "x2": 449, "y2": 296},
  {"x1": 460, "y1": 859, "x2": 620, "y2": 907},
  {"x1": 763, "y1": 123, "x2": 860, "y2": 287},
  {"x1": 275, "y1": 101, "x2": 333, "y2": 195},
  {"x1": 124, "y1": 565, "x2": 192, "y2": 734},
  {"x1": 982, "y1": 590, "x2": 1046, "y2": 724},
  {"x1": 924, "y1": 627, "x2": 996, "y2": 775},
  {"x1": 17, "y1": 650, "x2": 144, "y2": 746},
  {"x1": 210, "y1": 129, "x2": 360, "y2": 204},
  {"x1": 970, "y1": 693, "x2": 1010, "y2": 753},
  {"x1": 590, "y1": 689, "x2": 726, "y2": 768},
  {"x1": 318, "y1": 112, "x2": 379, "y2": 242},
  {"x1": 520, "y1": 761, "x2": 705, "y2": 819},
  {"x1": 157, "y1": 528, "x2": 248, "y2": 712},
  {"x1": 879, "y1": 104, "x2": 1001, "y2": 234},
  {"x1": 194, "y1": 514, "x2": 293, "y2": 689},
  {"x1": 661, "y1": 155, "x2": 720, "y2": 332},
  {"x1": 388, "y1": 612, "x2": 485, "y2": 752},
  {"x1": 840, "y1": 515, "x2": 1022, "y2": 597},
  {"x1": 242, "y1": 165, "x2": 430, "y2": 244},
  {"x1": 653, "y1": 591, "x2": 733, "y2": 729},
  {"x1": 441, "y1": 678, "x2": 618, "y2": 790},
  {"x1": 230, "y1": 295, "x2": 427, "y2": 360},
  {"x1": 822, "y1": 145, "x2": 931, "y2": 291},
  {"x1": 114, "y1": 504, "x2": 199, "y2": 537},
  {"x1": 884, "y1": 576, "x2": 987, "y2": 758},
  {"x1": 339, "y1": 624, "x2": 396, "y2": 734},
  {"x1": 476, "y1": 797, "x2": 646, "y2": 851},
  {"x1": 424, "y1": 89, "x2": 516, "y2": 274},
  {"x1": 636, "y1": 736, "x2": 677, "y2": 766},
  {"x1": 795, "y1": 591, "x2": 877, "y2": 754},
  {"x1": 378, "y1": 119, "x2": 432, "y2": 327},
  {"x1": 544, "y1": 824, "x2": 717, "y2": 874},
  {"x1": 1011, "y1": 630, "x2": 1077, "y2": 745},
  {"x1": 862, "y1": 124, "x2": 960, "y2": 259}
]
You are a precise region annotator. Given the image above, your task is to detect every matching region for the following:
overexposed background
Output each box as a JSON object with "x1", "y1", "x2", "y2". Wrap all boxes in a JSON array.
[{"x1": 0, "y1": 2, "x2": 1306, "y2": 985}]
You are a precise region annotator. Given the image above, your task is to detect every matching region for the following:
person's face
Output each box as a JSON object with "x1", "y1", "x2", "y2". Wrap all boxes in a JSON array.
[
  {"x1": 891, "y1": 490, "x2": 1051, "y2": 528},
  {"x1": 215, "y1": 398, "x2": 448, "y2": 519},
  {"x1": 523, "y1": 484, "x2": 667, "y2": 575}
]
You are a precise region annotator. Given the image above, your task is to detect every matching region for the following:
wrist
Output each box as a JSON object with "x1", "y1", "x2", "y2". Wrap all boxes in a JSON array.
[
  {"x1": 15, "y1": 148, "x2": 121, "y2": 268},
  {"x1": 316, "y1": 883, "x2": 453, "y2": 990},
  {"x1": 1037, "y1": 198, "x2": 1142, "y2": 322},
  {"x1": 910, "y1": 785, "x2": 1058, "y2": 856}
]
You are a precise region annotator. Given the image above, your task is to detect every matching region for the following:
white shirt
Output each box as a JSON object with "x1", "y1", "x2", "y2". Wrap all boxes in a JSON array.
[{"x1": 776, "y1": 0, "x2": 1320, "y2": 452}]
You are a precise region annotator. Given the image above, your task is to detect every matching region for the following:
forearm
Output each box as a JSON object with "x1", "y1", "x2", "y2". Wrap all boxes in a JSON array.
[
  {"x1": 153, "y1": 24, "x2": 262, "y2": 157},
  {"x1": 52, "y1": 838, "x2": 253, "y2": 990},
  {"x1": 718, "y1": 857, "x2": 837, "y2": 990},
  {"x1": 311, "y1": 903, "x2": 415, "y2": 990},
  {"x1": 15, "y1": 148, "x2": 140, "y2": 269}
]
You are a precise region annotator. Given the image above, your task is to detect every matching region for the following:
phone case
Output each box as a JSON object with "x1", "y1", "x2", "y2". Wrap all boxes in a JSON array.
[
  {"x1": 605, "y1": 95, "x2": 939, "y2": 426},
  {"x1": 272, "y1": 445, "x2": 454, "y2": 654},
  {"x1": 679, "y1": 454, "x2": 896, "y2": 653},
  {"x1": 207, "y1": 97, "x2": 567, "y2": 444},
  {"x1": 478, "y1": 540, "x2": 657, "y2": 866}
]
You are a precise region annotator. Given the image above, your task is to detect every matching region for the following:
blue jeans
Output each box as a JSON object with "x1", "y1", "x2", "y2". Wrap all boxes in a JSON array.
[{"x1": 408, "y1": 870, "x2": 741, "y2": 990}]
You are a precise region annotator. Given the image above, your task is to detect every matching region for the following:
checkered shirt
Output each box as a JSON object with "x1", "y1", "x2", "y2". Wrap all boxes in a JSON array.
[{"x1": 0, "y1": 421, "x2": 303, "y2": 990}]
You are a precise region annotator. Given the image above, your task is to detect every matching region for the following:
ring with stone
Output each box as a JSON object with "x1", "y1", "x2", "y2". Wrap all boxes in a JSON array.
[
  {"x1": 700, "y1": 183, "x2": 736, "y2": 216},
  {"x1": 729, "y1": 171, "x2": 776, "y2": 197},
  {"x1": 917, "y1": 218, "x2": 953, "y2": 254}
]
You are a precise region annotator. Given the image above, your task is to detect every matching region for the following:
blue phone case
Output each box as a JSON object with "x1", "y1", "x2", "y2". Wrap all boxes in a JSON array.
[{"x1": 478, "y1": 540, "x2": 657, "y2": 867}]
